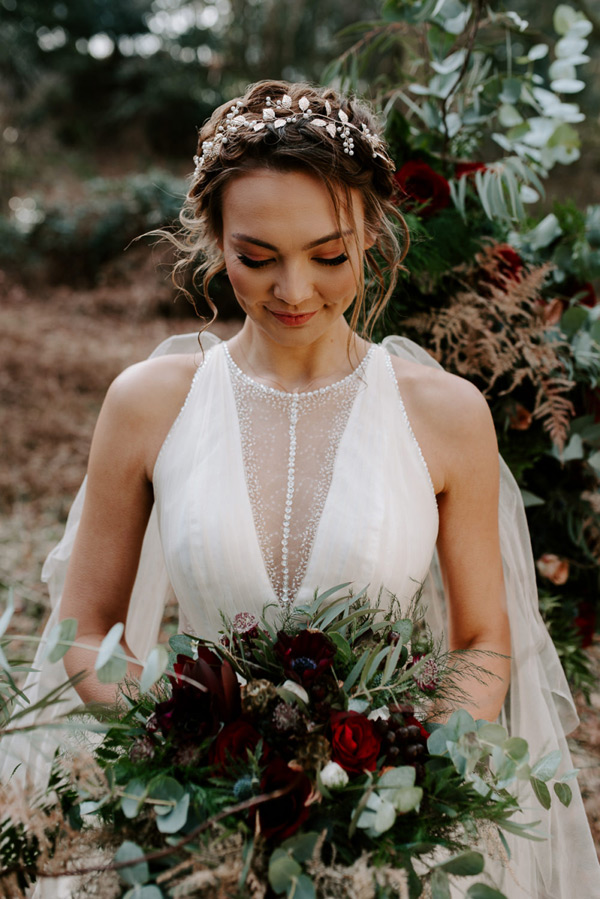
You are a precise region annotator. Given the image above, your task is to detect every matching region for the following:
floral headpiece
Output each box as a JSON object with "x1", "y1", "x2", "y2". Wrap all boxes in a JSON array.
[{"x1": 193, "y1": 93, "x2": 394, "y2": 177}]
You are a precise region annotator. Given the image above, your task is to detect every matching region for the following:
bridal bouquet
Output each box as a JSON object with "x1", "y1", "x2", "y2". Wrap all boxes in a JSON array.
[{"x1": 0, "y1": 587, "x2": 574, "y2": 899}]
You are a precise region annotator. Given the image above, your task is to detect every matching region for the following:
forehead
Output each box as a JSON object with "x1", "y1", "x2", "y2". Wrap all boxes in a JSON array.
[{"x1": 220, "y1": 169, "x2": 363, "y2": 241}]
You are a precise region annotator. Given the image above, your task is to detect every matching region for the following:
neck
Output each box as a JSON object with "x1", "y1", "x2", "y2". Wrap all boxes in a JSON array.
[{"x1": 227, "y1": 319, "x2": 371, "y2": 393}]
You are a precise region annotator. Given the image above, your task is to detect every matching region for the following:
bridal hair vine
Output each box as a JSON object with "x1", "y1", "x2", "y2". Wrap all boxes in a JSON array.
[{"x1": 193, "y1": 93, "x2": 395, "y2": 177}]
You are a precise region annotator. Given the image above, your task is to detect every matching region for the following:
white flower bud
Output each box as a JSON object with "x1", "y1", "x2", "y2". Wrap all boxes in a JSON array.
[
  {"x1": 281, "y1": 680, "x2": 309, "y2": 705},
  {"x1": 368, "y1": 706, "x2": 390, "y2": 721},
  {"x1": 320, "y1": 761, "x2": 349, "y2": 790}
]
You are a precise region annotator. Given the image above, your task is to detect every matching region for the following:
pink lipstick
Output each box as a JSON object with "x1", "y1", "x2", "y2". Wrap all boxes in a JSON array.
[{"x1": 270, "y1": 310, "x2": 317, "y2": 326}]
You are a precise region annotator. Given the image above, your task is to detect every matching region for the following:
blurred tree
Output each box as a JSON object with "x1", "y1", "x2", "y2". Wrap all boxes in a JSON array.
[{"x1": 0, "y1": 0, "x2": 382, "y2": 162}]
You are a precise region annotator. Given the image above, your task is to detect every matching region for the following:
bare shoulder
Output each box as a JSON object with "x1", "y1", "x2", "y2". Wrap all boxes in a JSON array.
[
  {"x1": 387, "y1": 353, "x2": 497, "y2": 493},
  {"x1": 96, "y1": 353, "x2": 200, "y2": 478},
  {"x1": 107, "y1": 353, "x2": 199, "y2": 410}
]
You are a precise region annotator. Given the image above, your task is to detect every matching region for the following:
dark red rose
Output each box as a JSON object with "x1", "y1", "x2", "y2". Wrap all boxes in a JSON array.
[
  {"x1": 575, "y1": 601, "x2": 596, "y2": 649},
  {"x1": 154, "y1": 650, "x2": 241, "y2": 739},
  {"x1": 209, "y1": 719, "x2": 268, "y2": 771},
  {"x1": 586, "y1": 387, "x2": 600, "y2": 424},
  {"x1": 479, "y1": 243, "x2": 524, "y2": 291},
  {"x1": 573, "y1": 281, "x2": 597, "y2": 308},
  {"x1": 455, "y1": 161, "x2": 487, "y2": 179},
  {"x1": 394, "y1": 161, "x2": 450, "y2": 217},
  {"x1": 274, "y1": 629, "x2": 336, "y2": 687},
  {"x1": 253, "y1": 758, "x2": 312, "y2": 841},
  {"x1": 330, "y1": 711, "x2": 381, "y2": 774}
]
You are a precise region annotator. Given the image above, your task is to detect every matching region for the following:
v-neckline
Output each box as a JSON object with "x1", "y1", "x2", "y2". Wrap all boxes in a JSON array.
[{"x1": 222, "y1": 342, "x2": 377, "y2": 605}]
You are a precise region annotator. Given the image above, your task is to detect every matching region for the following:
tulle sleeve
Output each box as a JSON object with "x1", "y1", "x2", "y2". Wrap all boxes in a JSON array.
[
  {"x1": 0, "y1": 331, "x2": 221, "y2": 786},
  {"x1": 382, "y1": 334, "x2": 600, "y2": 899}
]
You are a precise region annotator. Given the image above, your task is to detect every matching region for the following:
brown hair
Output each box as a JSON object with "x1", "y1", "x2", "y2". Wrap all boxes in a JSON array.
[{"x1": 166, "y1": 80, "x2": 408, "y2": 337}]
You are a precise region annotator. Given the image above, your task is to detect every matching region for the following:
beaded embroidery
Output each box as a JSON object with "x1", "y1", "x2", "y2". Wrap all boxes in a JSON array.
[{"x1": 224, "y1": 345, "x2": 374, "y2": 603}]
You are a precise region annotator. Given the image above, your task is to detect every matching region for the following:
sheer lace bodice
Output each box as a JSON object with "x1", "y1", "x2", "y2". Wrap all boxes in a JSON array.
[
  {"x1": 153, "y1": 341, "x2": 438, "y2": 637},
  {"x1": 224, "y1": 344, "x2": 376, "y2": 603}
]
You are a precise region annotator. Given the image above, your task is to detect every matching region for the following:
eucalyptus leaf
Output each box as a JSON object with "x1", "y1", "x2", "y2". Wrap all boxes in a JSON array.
[
  {"x1": 435, "y1": 851, "x2": 484, "y2": 876},
  {"x1": 431, "y1": 868, "x2": 451, "y2": 899},
  {"x1": 96, "y1": 653, "x2": 128, "y2": 684},
  {"x1": 121, "y1": 780, "x2": 148, "y2": 819},
  {"x1": 520, "y1": 490, "x2": 544, "y2": 508},
  {"x1": 45, "y1": 617, "x2": 78, "y2": 663},
  {"x1": 530, "y1": 777, "x2": 552, "y2": 809},
  {"x1": 268, "y1": 849, "x2": 301, "y2": 892},
  {"x1": 466, "y1": 885, "x2": 507, "y2": 898},
  {"x1": 168, "y1": 634, "x2": 197, "y2": 656},
  {"x1": 123, "y1": 888, "x2": 163, "y2": 899},
  {"x1": 550, "y1": 79, "x2": 586, "y2": 94},
  {"x1": 554, "y1": 782, "x2": 572, "y2": 807},
  {"x1": 291, "y1": 874, "x2": 316, "y2": 899},
  {"x1": 503, "y1": 737, "x2": 529, "y2": 763},
  {"x1": 555, "y1": 36, "x2": 588, "y2": 58},
  {"x1": 95, "y1": 621, "x2": 125, "y2": 671},
  {"x1": 527, "y1": 43, "x2": 548, "y2": 61},
  {"x1": 156, "y1": 793, "x2": 190, "y2": 834},
  {"x1": 553, "y1": 4, "x2": 578, "y2": 35},
  {"x1": 531, "y1": 749, "x2": 561, "y2": 782},
  {"x1": 140, "y1": 645, "x2": 169, "y2": 693},
  {"x1": 500, "y1": 78, "x2": 522, "y2": 104},
  {"x1": 114, "y1": 841, "x2": 149, "y2": 886},
  {"x1": 282, "y1": 831, "x2": 320, "y2": 864},
  {"x1": 477, "y1": 723, "x2": 507, "y2": 746},
  {"x1": 527, "y1": 213, "x2": 562, "y2": 250}
]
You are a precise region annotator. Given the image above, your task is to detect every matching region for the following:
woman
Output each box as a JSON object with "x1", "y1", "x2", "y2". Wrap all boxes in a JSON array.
[{"x1": 3, "y1": 81, "x2": 599, "y2": 897}]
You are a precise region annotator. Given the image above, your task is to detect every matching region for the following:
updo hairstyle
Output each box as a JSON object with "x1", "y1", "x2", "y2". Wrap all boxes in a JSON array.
[{"x1": 172, "y1": 80, "x2": 408, "y2": 336}]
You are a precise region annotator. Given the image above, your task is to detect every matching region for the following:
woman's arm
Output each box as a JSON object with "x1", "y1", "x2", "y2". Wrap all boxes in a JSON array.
[
  {"x1": 396, "y1": 359, "x2": 510, "y2": 722},
  {"x1": 59, "y1": 354, "x2": 196, "y2": 705},
  {"x1": 434, "y1": 377, "x2": 510, "y2": 722}
]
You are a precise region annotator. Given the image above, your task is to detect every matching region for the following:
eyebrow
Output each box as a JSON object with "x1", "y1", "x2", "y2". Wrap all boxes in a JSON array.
[{"x1": 231, "y1": 230, "x2": 353, "y2": 251}]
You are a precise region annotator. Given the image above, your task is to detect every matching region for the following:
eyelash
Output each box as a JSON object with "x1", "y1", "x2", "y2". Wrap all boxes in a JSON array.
[{"x1": 236, "y1": 253, "x2": 349, "y2": 269}]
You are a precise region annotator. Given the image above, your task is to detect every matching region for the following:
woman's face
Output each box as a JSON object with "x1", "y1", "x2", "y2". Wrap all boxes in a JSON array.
[{"x1": 220, "y1": 169, "x2": 369, "y2": 347}]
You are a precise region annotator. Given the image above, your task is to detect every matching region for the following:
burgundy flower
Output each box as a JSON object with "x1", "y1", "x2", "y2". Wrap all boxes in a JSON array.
[
  {"x1": 479, "y1": 243, "x2": 524, "y2": 291},
  {"x1": 209, "y1": 719, "x2": 268, "y2": 772},
  {"x1": 154, "y1": 650, "x2": 241, "y2": 740},
  {"x1": 455, "y1": 160, "x2": 487, "y2": 179},
  {"x1": 394, "y1": 161, "x2": 450, "y2": 217},
  {"x1": 573, "y1": 281, "x2": 597, "y2": 308},
  {"x1": 253, "y1": 758, "x2": 312, "y2": 840},
  {"x1": 574, "y1": 601, "x2": 596, "y2": 649},
  {"x1": 330, "y1": 711, "x2": 381, "y2": 774},
  {"x1": 274, "y1": 629, "x2": 336, "y2": 687}
]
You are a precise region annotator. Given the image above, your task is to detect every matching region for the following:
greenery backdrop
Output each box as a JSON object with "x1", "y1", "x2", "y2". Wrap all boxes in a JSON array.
[{"x1": 1, "y1": 0, "x2": 599, "y2": 690}]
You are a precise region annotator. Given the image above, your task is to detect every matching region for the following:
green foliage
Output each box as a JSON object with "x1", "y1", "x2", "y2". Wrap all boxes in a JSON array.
[
  {"x1": 330, "y1": 1, "x2": 600, "y2": 667},
  {"x1": 0, "y1": 170, "x2": 185, "y2": 285}
]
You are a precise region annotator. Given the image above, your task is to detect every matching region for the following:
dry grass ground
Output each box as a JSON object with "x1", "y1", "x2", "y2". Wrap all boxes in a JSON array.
[{"x1": 0, "y1": 273, "x2": 598, "y2": 859}]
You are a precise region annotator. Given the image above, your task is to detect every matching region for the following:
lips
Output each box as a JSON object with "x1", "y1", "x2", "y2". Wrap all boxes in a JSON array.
[{"x1": 269, "y1": 310, "x2": 318, "y2": 327}]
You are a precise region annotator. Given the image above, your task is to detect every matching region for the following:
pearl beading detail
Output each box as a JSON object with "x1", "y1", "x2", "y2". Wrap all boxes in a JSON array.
[{"x1": 224, "y1": 344, "x2": 374, "y2": 604}]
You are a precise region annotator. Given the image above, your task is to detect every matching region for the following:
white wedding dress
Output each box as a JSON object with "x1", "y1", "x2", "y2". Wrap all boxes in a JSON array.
[{"x1": 1, "y1": 333, "x2": 599, "y2": 898}]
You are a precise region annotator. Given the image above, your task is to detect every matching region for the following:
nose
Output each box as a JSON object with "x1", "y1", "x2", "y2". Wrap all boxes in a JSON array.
[{"x1": 273, "y1": 263, "x2": 313, "y2": 306}]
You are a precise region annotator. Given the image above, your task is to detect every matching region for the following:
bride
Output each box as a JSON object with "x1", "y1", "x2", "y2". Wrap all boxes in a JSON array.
[{"x1": 3, "y1": 80, "x2": 599, "y2": 897}]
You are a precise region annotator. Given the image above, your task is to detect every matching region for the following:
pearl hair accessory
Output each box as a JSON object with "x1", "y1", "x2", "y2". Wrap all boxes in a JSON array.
[{"x1": 193, "y1": 93, "x2": 394, "y2": 177}]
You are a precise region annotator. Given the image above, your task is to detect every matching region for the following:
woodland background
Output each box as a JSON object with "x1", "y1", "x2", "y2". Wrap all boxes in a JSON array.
[{"x1": 0, "y1": 0, "x2": 599, "y2": 852}]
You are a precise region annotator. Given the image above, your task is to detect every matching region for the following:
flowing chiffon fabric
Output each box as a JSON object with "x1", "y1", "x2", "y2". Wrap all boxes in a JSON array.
[{"x1": 1, "y1": 332, "x2": 598, "y2": 898}]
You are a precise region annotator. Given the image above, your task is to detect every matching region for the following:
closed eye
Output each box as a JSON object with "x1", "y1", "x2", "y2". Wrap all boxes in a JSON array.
[
  {"x1": 237, "y1": 254, "x2": 272, "y2": 269},
  {"x1": 315, "y1": 253, "x2": 348, "y2": 267}
]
